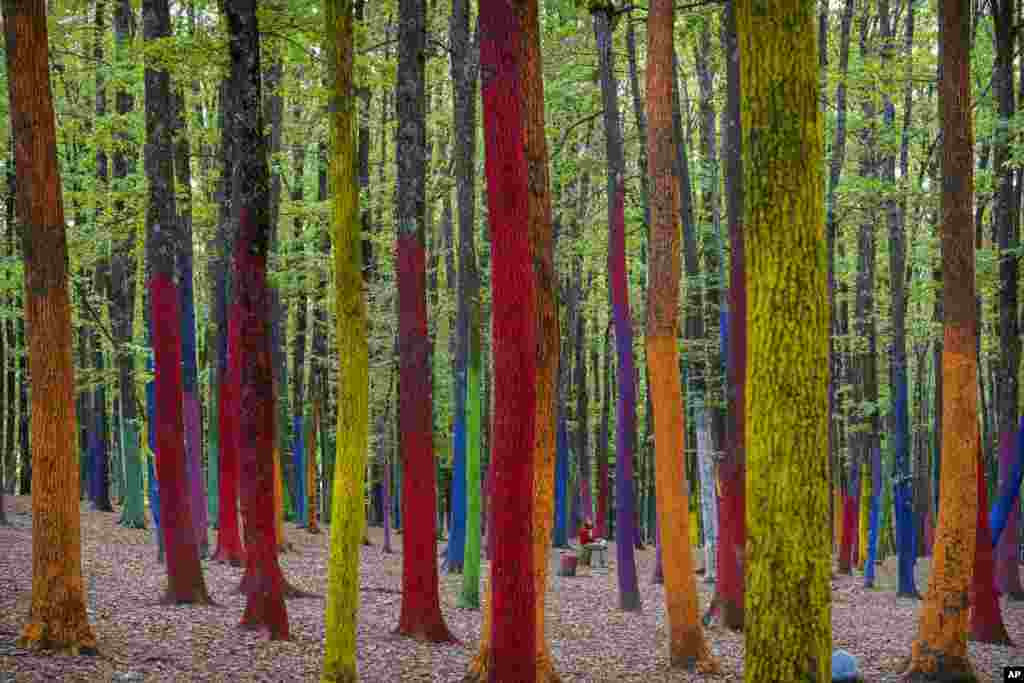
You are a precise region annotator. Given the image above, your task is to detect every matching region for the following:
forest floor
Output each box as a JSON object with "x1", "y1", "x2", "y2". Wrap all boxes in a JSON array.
[{"x1": 1, "y1": 495, "x2": 1022, "y2": 682}]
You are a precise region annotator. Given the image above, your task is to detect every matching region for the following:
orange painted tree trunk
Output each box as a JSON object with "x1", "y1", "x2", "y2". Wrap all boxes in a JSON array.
[
  {"x1": 222, "y1": 0, "x2": 290, "y2": 640},
  {"x1": 644, "y1": 0, "x2": 718, "y2": 672},
  {"x1": 4, "y1": 0, "x2": 97, "y2": 653},
  {"x1": 904, "y1": 0, "x2": 979, "y2": 677}
]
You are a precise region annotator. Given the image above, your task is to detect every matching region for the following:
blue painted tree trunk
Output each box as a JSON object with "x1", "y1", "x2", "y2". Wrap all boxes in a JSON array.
[
  {"x1": 892, "y1": 371, "x2": 918, "y2": 595},
  {"x1": 293, "y1": 414, "x2": 306, "y2": 527},
  {"x1": 553, "y1": 408, "x2": 569, "y2": 548},
  {"x1": 990, "y1": 416, "x2": 1024, "y2": 547},
  {"x1": 446, "y1": 412, "x2": 467, "y2": 571},
  {"x1": 865, "y1": 445, "x2": 882, "y2": 587}
]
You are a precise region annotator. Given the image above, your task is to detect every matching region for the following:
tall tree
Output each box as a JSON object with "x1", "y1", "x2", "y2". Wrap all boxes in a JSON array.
[
  {"x1": 591, "y1": 0, "x2": 641, "y2": 612},
  {"x1": 112, "y1": 0, "x2": 146, "y2": 531},
  {"x1": 393, "y1": 0, "x2": 452, "y2": 643},
  {"x1": 889, "y1": 0, "x2": 918, "y2": 598},
  {"x1": 3, "y1": 0, "x2": 98, "y2": 652},
  {"x1": 991, "y1": 0, "x2": 1023, "y2": 600},
  {"x1": 90, "y1": 0, "x2": 114, "y2": 515},
  {"x1": 735, "y1": 0, "x2": 831, "y2": 679},
  {"x1": 716, "y1": 0, "x2": 746, "y2": 630},
  {"x1": 904, "y1": 0, "x2": 979, "y2": 676},
  {"x1": 321, "y1": 0, "x2": 368, "y2": 677},
  {"x1": 645, "y1": 0, "x2": 718, "y2": 671},
  {"x1": 211, "y1": 75, "x2": 246, "y2": 567},
  {"x1": 143, "y1": 0, "x2": 210, "y2": 605},
  {"x1": 477, "y1": 0, "x2": 536, "y2": 678},
  {"x1": 451, "y1": 0, "x2": 483, "y2": 611},
  {"x1": 222, "y1": 0, "x2": 290, "y2": 640},
  {"x1": 172, "y1": 76, "x2": 208, "y2": 557}
]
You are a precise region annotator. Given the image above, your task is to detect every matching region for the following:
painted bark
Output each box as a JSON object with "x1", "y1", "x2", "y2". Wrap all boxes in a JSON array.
[
  {"x1": 290, "y1": 102, "x2": 310, "y2": 531},
  {"x1": 222, "y1": 0, "x2": 289, "y2": 640},
  {"x1": 970, "y1": 444, "x2": 1011, "y2": 644},
  {"x1": 865, "y1": 445, "x2": 882, "y2": 587},
  {"x1": 881, "y1": 0, "x2": 918, "y2": 597},
  {"x1": 597, "y1": 324, "x2": 610, "y2": 540},
  {"x1": 211, "y1": 72, "x2": 245, "y2": 566},
  {"x1": 143, "y1": 0, "x2": 210, "y2": 606},
  {"x1": 394, "y1": 0, "x2": 452, "y2": 644},
  {"x1": 592, "y1": 2, "x2": 641, "y2": 612},
  {"x1": 4, "y1": 0, "x2": 97, "y2": 652},
  {"x1": 91, "y1": 265, "x2": 114, "y2": 513},
  {"x1": 476, "y1": 1, "x2": 537, "y2": 678},
  {"x1": 451, "y1": 0, "x2": 481, "y2": 609},
  {"x1": 992, "y1": 0, "x2": 1023, "y2": 600},
  {"x1": 735, "y1": 0, "x2": 831, "y2": 679},
  {"x1": 905, "y1": 0, "x2": 979, "y2": 676},
  {"x1": 172, "y1": 84, "x2": 208, "y2": 557},
  {"x1": 111, "y1": 0, "x2": 145, "y2": 530},
  {"x1": 696, "y1": 409, "x2": 717, "y2": 584},
  {"x1": 644, "y1": 0, "x2": 717, "y2": 669},
  {"x1": 321, "y1": 0, "x2": 368, "y2": 676}
]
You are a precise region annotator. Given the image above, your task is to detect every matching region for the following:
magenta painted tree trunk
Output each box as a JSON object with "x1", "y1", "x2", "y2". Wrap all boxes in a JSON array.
[
  {"x1": 970, "y1": 451, "x2": 1011, "y2": 644},
  {"x1": 479, "y1": 0, "x2": 537, "y2": 678},
  {"x1": 995, "y1": 429, "x2": 1023, "y2": 596},
  {"x1": 608, "y1": 181, "x2": 642, "y2": 611},
  {"x1": 393, "y1": 0, "x2": 452, "y2": 643},
  {"x1": 222, "y1": 0, "x2": 289, "y2": 640}
]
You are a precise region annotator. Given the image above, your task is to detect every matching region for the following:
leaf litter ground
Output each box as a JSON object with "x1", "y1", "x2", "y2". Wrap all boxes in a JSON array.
[{"x1": 0, "y1": 495, "x2": 1021, "y2": 681}]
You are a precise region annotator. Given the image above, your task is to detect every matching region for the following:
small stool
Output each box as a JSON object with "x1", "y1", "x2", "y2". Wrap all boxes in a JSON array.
[
  {"x1": 588, "y1": 543, "x2": 608, "y2": 570},
  {"x1": 558, "y1": 553, "x2": 578, "y2": 577}
]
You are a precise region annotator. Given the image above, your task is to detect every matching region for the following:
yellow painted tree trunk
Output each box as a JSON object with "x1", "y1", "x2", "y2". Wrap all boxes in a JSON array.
[
  {"x1": 5, "y1": 0, "x2": 97, "y2": 654},
  {"x1": 735, "y1": 0, "x2": 832, "y2": 680},
  {"x1": 904, "y1": 0, "x2": 978, "y2": 678},
  {"x1": 466, "y1": 1, "x2": 559, "y2": 680},
  {"x1": 321, "y1": 0, "x2": 368, "y2": 680},
  {"x1": 644, "y1": 0, "x2": 717, "y2": 672}
]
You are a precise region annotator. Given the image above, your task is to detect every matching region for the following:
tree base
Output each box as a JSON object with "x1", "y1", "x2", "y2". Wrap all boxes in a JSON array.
[
  {"x1": 393, "y1": 621, "x2": 456, "y2": 644},
  {"x1": 18, "y1": 619, "x2": 97, "y2": 656},
  {"x1": 160, "y1": 588, "x2": 214, "y2": 606},
  {"x1": 969, "y1": 624, "x2": 1013, "y2": 647},
  {"x1": 212, "y1": 547, "x2": 246, "y2": 567},
  {"x1": 463, "y1": 646, "x2": 560, "y2": 682},
  {"x1": 902, "y1": 653, "x2": 978, "y2": 682},
  {"x1": 118, "y1": 517, "x2": 147, "y2": 530}
]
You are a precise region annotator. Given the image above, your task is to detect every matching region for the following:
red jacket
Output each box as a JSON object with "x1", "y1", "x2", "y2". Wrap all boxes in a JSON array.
[{"x1": 580, "y1": 526, "x2": 594, "y2": 546}]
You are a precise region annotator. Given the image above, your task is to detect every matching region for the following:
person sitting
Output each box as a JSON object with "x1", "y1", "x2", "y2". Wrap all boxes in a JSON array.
[{"x1": 579, "y1": 519, "x2": 595, "y2": 547}]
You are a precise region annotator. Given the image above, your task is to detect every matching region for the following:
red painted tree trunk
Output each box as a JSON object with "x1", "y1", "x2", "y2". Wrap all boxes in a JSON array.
[
  {"x1": 393, "y1": 0, "x2": 452, "y2": 643},
  {"x1": 143, "y1": 0, "x2": 209, "y2": 606},
  {"x1": 212, "y1": 331, "x2": 245, "y2": 565},
  {"x1": 970, "y1": 448, "x2": 1012, "y2": 644},
  {"x1": 479, "y1": 0, "x2": 537, "y2": 678},
  {"x1": 222, "y1": 0, "x2": 289, "y2": 640}
]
